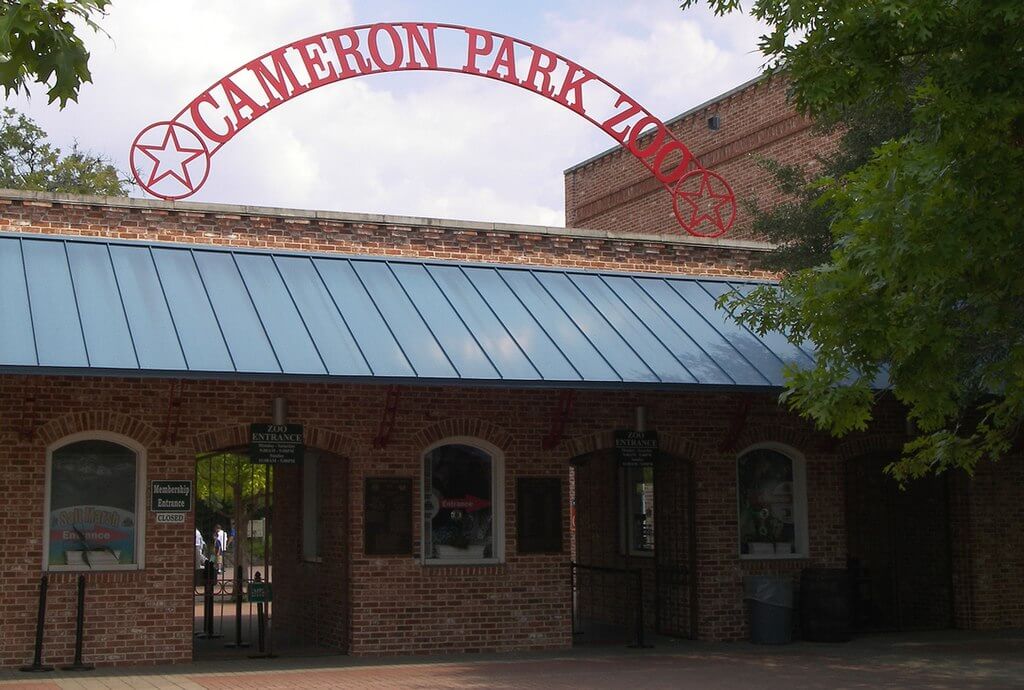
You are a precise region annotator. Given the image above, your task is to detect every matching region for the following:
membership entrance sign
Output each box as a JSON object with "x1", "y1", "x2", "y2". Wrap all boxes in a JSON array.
[{"x1": 151, "y1": 480, "x2": 193, "y2": 512}]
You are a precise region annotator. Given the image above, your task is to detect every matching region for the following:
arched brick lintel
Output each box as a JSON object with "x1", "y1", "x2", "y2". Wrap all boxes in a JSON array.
[
  {"x1": 412, "y1": 418, "x2": 515, "y2": 451},
  {"x1": 37, "y1": 411, "x2": 160, "y2": 448},
  {"x1": 731, "y1": 424, "x2": 819, "y2": 458},
  {"x1": 190, "y1": 423, "x2": 357, "y2": 458},
  {"x1": 835, "y1": 433, "x2": 908, "y2": 462}
]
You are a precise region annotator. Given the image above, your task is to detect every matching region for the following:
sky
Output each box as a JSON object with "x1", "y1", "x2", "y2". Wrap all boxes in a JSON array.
[{"x1": 10, "y1": 1, "x2": 767, "y2": 227}]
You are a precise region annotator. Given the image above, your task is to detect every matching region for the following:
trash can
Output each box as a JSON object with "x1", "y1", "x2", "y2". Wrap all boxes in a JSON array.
[{"x1": 744, "y1": 575, "x2": 794, "y2": 644}]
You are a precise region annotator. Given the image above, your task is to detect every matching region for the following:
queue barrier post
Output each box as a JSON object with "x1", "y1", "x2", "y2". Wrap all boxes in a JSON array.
[
  {"x1": 61, "y1": 574, "x2": 95, "y2": 671},
  {"x1": 20, "y1": 574, "x2": 54, "y2": 673}
]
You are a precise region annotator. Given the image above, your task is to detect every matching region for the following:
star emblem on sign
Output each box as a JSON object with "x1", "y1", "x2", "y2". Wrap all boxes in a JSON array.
[
  {"x1": 672, "y1": 169, "x2": 737, "y2": 238},
  {"x1": 129, "y1": 122, "x2": 210, "y2": 200}
]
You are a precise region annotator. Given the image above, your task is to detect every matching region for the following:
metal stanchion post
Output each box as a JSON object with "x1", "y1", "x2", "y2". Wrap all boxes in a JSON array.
[
  {"x1": 224, "y1": 565, "x2": 249, "y2": 648},
  {"x1": 629, "y1": 568, "x2": 652, "y2": 649},
  {"x1": 569, "y1": 563, "x2": 575, "y2": 636},
  {"x1": 61, "y1": 575, "x2": 95, "y2": 671},
  {"x1": 197, "y1": 562, "x2": 221, "y2": 639},
  {"x1": 248, "y1": 570, "x2": 277, "y2": 658},
  {"x1": 249, "y1": 571, "x2": 267, "y2": 656},
  {"x1": 20, "y1": 574, "x2": 54, "y2": 672}
]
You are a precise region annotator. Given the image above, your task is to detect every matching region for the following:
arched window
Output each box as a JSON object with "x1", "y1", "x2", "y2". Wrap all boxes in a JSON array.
[
  {"x1": 736, "y1": 444, "x2": 808, "y2": 559},
  {"x1": 422, "y1": 439, "x2": 504, "y2": 565},
  {"x1": 44, "y1": 433, "x2": 146, "y2": 570}
]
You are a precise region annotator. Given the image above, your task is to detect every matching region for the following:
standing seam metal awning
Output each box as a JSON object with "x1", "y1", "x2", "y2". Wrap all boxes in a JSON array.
[{"x1": 0, "y1": 234, "x2": 815, "y2": 388}]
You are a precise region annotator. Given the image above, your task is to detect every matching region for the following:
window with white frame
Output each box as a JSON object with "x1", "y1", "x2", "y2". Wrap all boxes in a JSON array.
[
  {"x1": 45, "y1": 434, "x2": 145, "y2": 570},
  {"x1": 622, "y1": 465, "x2": 655, "y2": 555},
  {"x1": 422, "y1": 440, "x2": 503, "y2": 564},
  {"x1": 302, "y1": 450, "x2": 323, "y2": 562},
  {"x1": 737, "y1": 446, "x2": 808, "y2": 558}
]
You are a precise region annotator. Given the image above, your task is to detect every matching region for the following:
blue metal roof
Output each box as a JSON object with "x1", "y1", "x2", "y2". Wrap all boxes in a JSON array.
[{"x1": 0, "y1": 235, "x2": 815, "y2": 389}]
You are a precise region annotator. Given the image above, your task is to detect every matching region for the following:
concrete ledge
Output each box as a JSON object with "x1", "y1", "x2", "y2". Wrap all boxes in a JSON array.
[{"x1": 0, "y1": 188, "x2": 774, "y2": 252}]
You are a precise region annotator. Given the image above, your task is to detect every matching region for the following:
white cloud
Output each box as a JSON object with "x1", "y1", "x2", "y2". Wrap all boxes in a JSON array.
[{"x1": 8, "y1": 1, "x2": 766, "y2": 226}]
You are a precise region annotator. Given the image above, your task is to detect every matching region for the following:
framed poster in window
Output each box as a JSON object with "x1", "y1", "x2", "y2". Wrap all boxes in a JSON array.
[
  {"x1": 423, "y1": 441, "x2": 503, "y2": 564},
  {"x1": 516, "y1": 477, "x2": 562, "y2": 553},
  {"x1": 45, "y1": 434, "x2": 145, "y2": 570},
  {"x1": 736, "y1": 446, "x2": 808, "y2": 558}
]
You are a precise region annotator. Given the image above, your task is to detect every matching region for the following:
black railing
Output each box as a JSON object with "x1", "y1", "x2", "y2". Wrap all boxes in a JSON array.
[{"x1": 570, "y1": 562, "x2": 649, "y2": 648}]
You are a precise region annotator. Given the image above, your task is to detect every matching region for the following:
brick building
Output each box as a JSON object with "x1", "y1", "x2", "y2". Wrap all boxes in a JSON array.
[
  {"x1": 0, "y1": 76, "x2": 1020, "y2": 670},
  {"x1": 566, "y1": 75, "x2": 838, "y2": 240}
]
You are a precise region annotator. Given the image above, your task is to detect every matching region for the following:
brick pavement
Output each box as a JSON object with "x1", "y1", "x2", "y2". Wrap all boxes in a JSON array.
[{"x1": 2, "y1": 631, "x2": 1023, "y2": 690}]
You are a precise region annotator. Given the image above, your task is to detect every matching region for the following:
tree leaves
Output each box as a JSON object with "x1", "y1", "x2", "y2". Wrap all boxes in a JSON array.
[
  {"x1": 0, "y1": 106, "x2": 128, "y2": 194},
  {"x1": 689, "y1": 0, "x2": 1024, "y2": 480},
  {"x1": 0, "y1": 1, "x2": 111, "y2": 107}
]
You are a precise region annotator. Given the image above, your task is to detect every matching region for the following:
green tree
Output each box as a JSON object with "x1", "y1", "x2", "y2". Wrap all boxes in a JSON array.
[
  {"x1": 681, "y1": 1, "x2": 1024, "y2": 479},
  {"x1": 750, "y1": 95, "x2": 913, "y2": 273},
  {"x1": 0, "y1": 106, "x2": 128, "y2": 194},
  {"x1": 0, "y1": 0, "x2": 111, "y2": 107},
  {"x1": 196, "y1": 452, "x2": 270, "y2": 567}
]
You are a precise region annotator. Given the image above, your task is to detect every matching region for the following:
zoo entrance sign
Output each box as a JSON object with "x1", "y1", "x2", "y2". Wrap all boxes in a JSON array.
[{"x1": 130, "y1": 22, "x2": 736, "y2": 237}]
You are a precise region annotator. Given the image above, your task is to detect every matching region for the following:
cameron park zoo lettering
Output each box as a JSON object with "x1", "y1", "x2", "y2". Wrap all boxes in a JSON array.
[{"x1": 129, "y1": 22, "x2": 737, "y2": 237}]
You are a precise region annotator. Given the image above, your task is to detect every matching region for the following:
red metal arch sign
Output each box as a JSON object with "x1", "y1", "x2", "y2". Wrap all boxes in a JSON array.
[{"x1": 130, "y1": 23, "x2": 736, "y2": 237}]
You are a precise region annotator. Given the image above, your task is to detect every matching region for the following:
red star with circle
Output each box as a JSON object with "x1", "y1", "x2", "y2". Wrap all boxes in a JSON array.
[
  {"x1": 136, "y1": 124, "x2": 205, "y2": 191},
  {"x1": 676, "y1": 170, "x2": 735, "y2": 232}
]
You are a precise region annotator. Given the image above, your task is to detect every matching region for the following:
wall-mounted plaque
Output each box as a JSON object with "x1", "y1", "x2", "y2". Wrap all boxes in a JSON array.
[
  {"x1": 250, "y1": 424, "x2": 304, "y2": 464},
  {"x1": 517, "y1": 477, "x2": 563, "y2": 553},
  {"x1": 615, "y1": 430, "x2": 659, "y2": 467},
  {"x1": 151, "y1": 479, "x2": 192, "y2": 512},
  {"x1": 364, "y1": 477, "x2": 413, "y2": 556}
]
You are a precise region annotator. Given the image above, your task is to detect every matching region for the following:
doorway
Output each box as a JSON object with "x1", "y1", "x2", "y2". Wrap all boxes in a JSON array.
[
  {"x1": 193, "y1": 451, "x2": 274, "y2": 658},
  {"x1": 846, "y1": 452, "x2": 954, "y2": 631},
  {"x1": 570, "y1": 449, "x2": 696, "y2": 645},
  {"x1": 653, "y1": 453, "x2": 697, "y2": 638}
]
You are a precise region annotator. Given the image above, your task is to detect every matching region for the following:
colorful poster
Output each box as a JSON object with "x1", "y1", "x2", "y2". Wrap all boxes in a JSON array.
[
  {"x1": 48, "y1": 505, "x2": 136, "y2": 566},
  {"x1": 49, "y1": 440, "x2": 137, "y2": 567}
]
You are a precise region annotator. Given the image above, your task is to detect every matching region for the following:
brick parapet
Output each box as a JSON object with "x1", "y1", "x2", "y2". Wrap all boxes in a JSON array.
[{"x1": 0, "y1": 191, "x2": 775, "y2": 280}]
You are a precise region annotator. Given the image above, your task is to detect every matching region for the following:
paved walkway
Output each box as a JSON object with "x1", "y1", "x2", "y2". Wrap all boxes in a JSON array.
[{"x1": 2, "y1": 631, "x2": 1022, "y2": 689}]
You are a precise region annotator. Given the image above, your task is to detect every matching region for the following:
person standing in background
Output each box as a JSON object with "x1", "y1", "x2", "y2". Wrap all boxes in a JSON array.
[
  {"x1": 195, "y1": 528, "x2": 205, "y2": 570},
  {"x1": 213, "y1": 523, "x2": 227, "y2": 574}
]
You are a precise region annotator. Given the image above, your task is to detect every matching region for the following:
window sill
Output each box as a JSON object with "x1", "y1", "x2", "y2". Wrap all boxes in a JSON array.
[
  {"x1": 423, "y1": 559, "x2": 503, "y2": 567},
  {"x1": 739, "y1": 553, "x2": 808, "y2": 561},
  {"x1": 46, "y1": 564, "x2": 143, "y2": 572}
]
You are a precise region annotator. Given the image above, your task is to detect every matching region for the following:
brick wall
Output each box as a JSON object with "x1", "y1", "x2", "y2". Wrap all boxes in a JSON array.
[
  {"x1": 961, "y1": 456, "x2": 1024, "y2": 629},
  {"x1": 0, "y1": 376, "x2": 867, "y2": 667},
  {"x1": 273, "y1": 451, "x2": 350, "y2": 651},
  {"x1": 0, "y1": 193, "x2": 775, "y2": 280},
  {"x1": 2, "y1": 366, "x2": 1022, "y2": 667},
  {"x1": 0, "y1": 393, "x2": 193, "y2": 668},
  {"x1": 564, "y1": 76, "x2": 841, "y2": 240},
  {"x1": 0, "y1": 377, "x2": 575, "y2": 667}
]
